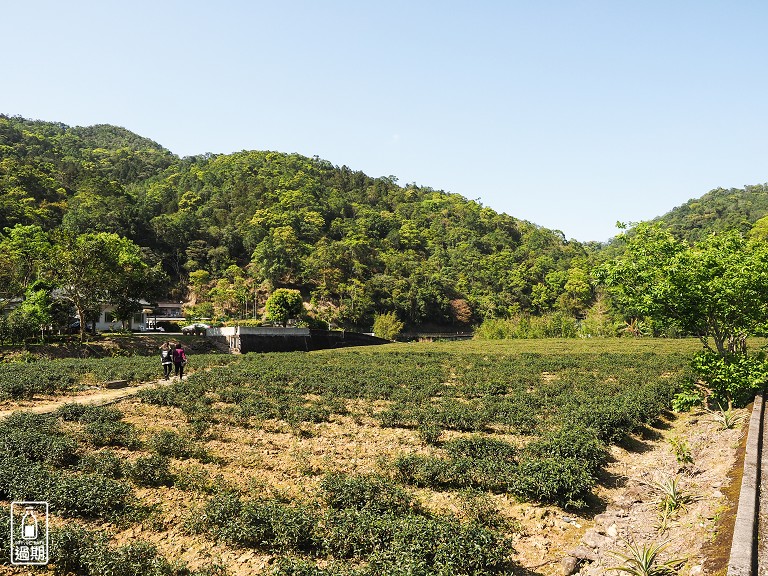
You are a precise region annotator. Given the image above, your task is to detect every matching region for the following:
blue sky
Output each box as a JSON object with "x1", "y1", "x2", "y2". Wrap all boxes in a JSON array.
[{"x1": 3, "y1": 1, "x2": 767, "y2": 242}]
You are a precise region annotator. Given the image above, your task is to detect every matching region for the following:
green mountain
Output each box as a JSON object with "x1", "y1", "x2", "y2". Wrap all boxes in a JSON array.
[
  {"x1": 654, "y1": 183, "x2": 768, "y2": 243},
  {"x1": 0, "y1": 115, "x2": 591, "y2": 328}
]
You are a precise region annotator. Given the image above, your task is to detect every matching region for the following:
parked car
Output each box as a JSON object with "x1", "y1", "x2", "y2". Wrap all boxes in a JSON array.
[
  {"x1": 181, "y1": 322, "x2": 210, "y2": 335},
  {"x1": 67, "y1": 320, "x2": 94, "y2": 334}
]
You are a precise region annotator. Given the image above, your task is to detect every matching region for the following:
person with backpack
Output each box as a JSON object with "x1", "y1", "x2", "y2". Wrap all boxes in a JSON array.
[
  {"x1": 172, "y1": 342, "x2": 188, "y2": 380},
  {"x1": 160, "y1": 341, "x2": 173, "y2": 380}
]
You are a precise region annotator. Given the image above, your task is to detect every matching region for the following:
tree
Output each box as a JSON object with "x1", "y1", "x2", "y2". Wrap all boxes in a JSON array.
[
  {"x1": 0, "y1": 224, "x2": 51, "y2": 311},
  {"x1": 599, "y1": 223, "x2": 768, "y2": 355},
  {"x1": 50, "y1": 231, "x2": 155, "y2": 340},
  {"x1": 372, "y1": 312, "x2": 404, "y2": 340},
  {"x1": 264, "y1": 288, "x2": 303, "y2": 326}
]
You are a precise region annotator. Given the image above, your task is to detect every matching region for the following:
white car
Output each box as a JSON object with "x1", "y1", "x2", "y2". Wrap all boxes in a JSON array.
[{"x1": 181, "y1": 323, "x2": 210, "y2": 335}]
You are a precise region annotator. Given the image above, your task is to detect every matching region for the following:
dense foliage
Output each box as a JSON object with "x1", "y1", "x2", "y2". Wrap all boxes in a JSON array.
[
  {"x1": 653, "y1": 183, "x2": 768, "y2": 244},
  {"x1": 0, "y1": 114, "x2": 593, "y2": 330}
]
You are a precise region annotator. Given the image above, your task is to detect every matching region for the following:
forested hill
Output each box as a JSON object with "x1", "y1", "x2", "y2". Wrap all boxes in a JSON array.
[
  {"x1": 0, "y1": 115, "x2": 593, "y2": 328},
  {"x1": 653, "y1": 183, "x2": 768, "y2": 243}
]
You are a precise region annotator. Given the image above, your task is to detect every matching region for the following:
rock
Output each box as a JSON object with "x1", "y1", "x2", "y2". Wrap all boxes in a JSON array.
[
  {"x1": 582, "y1": 529, "x2": 610, "y2": 549},
  {"x1": 593, "y1": 513, "x2": 615, "y2": 527},
  {"x1": 570, "y1": 545, "x2": 598, "y2": 562},
  {"x1": 615, "y1": 487, "x2": 644, "y2": 509},
  {"x1": 712, "y1": 490, "x2": 724, "y2": 498},
  {"x1": 690, "y1": 565, "x2": 702, "y2": 575},
  {"x1": 561, "y1": 555, "x2": 582, "y2": 576},
  {"x1": 606, "y1": 523, "x2": 619, "y2": 538}
]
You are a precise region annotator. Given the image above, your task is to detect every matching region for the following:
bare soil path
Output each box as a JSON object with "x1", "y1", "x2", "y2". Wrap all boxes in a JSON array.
[{"x1": 0, "y1": 377, "x2": 171, "y2": 420}]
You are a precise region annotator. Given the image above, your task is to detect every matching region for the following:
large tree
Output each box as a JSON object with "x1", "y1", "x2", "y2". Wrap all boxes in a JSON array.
[
  {"x1": 599, "y1": 223, "x2": 768, "y2": 355},
  {"x1": 0, "y1": 224, "x2": 51, "y2": 310},
  {"x1": 50, "y1": 231, "x2": 155, "y2": 340}
]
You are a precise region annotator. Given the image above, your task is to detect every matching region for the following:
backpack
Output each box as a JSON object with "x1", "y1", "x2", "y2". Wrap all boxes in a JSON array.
[
  {"x1": 161, "y1": 349, "x2": 172, "y2": 363},
  {"x1": 173, "y1": 348, "x2": 187, "y2": 364}
]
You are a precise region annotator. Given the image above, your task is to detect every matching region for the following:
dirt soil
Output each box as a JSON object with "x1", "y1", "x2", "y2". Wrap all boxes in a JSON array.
[{"x1": 0, "y1": 387, "x2": 749, "y2": 575}]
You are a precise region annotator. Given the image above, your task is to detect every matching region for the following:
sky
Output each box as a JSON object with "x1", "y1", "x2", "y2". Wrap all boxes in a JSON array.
[{"x1": 3, "y1": 1, "x2": 767, "y2": 242}]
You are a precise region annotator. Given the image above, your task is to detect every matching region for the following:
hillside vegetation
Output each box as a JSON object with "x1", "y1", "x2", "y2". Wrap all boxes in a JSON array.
[
  {"x1": 0, "y1": 115, "x2": 592, "y2": 329},
  {"x1": 2, "y1": 113, "x2": 767, "y2": 337}
]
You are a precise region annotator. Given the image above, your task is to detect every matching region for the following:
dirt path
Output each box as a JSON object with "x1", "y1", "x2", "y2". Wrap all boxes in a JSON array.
[{"x1": 0, "y1": 377, "x2": 172, "y2": 420}]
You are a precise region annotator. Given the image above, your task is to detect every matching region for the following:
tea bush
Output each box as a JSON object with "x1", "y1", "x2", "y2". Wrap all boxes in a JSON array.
[
  {"x1": 320, "y1": 509, "x2": 514, "y2": 574},
  {"x1": 200, "y1": 492, "x2": 320, "y2": 552},
  {"x1": 510, "y1": 457, "x2": 595, "y2": 508},
  {"x1": 78, "y1": 449, "x2": 125, "y2": 479},
  {"x1": 49, "y1": 523, "x2": 220, "y2": 576},
  {"x1": 150, "y1": 429, "x2": 211, "y2": 462},
  {"x1": 320, "y1": 473, "x2": 416, "y2": 514},
  {"x1": 56, "y1": 403, "x2": 123, "y2": 423},
  {"x1": 524, "y1": 426, "x2": 606, "y2": 475},
  {"x1": 0, "y1": 412, "x2": 79, "y2": 467},
  {"x1": 128, "y1": 453, "x2": 175, "y2": 487},
  {"x1": 84, "y1": 419, "x2": 140, "y2": 448},
  {"x1": 0, "y1": 456, "x2": 132, "y2": 519}
]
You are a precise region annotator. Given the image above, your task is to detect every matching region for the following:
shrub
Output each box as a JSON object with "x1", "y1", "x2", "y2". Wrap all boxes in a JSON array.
[
  {"x1": 272, "y1": 557, "x2": 352, "y2": 576},
  {"x1": 84, "y1": 419, "x2": 140, "y2": 448},
  {"x1": 264, "y1": 289, "x2": 304, "y2": 326},
  {"x1": 445, "y1": 436, "x2": 518, "y2": 462},
  {"x1": 128, "y1": 454, "x2": 174, "y2": 487},
  {"x1": 320, "y1": 473, "x2": 415, "y2": 514},
  {"x1": 78, "y1": 449, "x2": 125, "y2": 478},
  {"x1": 56, "y1": 403, "x2": 123, "y2": 423},
  {"x1": 50, "y1": 524, "x2": 194, "y2": 576},
  {"x1": 688, "y1": 350, "x2": 768, "y2": 409},
  {"x1": 372, "y1": 312, "x2": 404, "y2": 341},
  {"x1": 510, "y1": 457, "x2": 594, "y2": 508},
  {"x1": 150, "y1": 429, "x2": 209, "y2": 461},
  {"x1": 524, "y1": 426, "x2": 606, "y2": 474},
  {"x1": 321, "y1": 509, "x2": 514, "y2": 573},
  {"x1": 52, "y1": 473, "x2": 134, "y2": 519},
  {"x1": 0, "y1": 412, "x2": 79, "y2": 467},
  {"x1": 200, "y1": 492, "x2": 320, "y2": 552}
]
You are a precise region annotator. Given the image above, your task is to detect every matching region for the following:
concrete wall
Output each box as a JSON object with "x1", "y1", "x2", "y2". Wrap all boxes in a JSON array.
[{"x1": 207, "y1": 327, "x2": 388, "y2": 353}]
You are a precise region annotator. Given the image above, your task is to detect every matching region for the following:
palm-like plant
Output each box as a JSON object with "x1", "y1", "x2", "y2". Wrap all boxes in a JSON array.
[
  {"x1": 707, "y1": 404, "x2": 745, "y2": 430},
  {"x1": 609, "y1": 540, "x2": 684, "y2": 576},
  {"x1": 654, "y1": 474, "x2": 694, "y2": 514}
]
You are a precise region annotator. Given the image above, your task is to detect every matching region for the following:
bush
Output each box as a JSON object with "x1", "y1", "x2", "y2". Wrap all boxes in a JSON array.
[
  {"x1": 78, "y1": 449, "x2": 125, "y2": 478},
  {"x1": 320, "y1": 472, "x2": 415, "y2": 514},
  {"x1": 128, "y1": 454, "x2": 174, "y2": 487},
  {"x1": 524, "y1": 426, "x2": 606, "y2": 474},
  {"x1": 510, "y1": 457, "x2": 594, "y2": 508},
  {"x1": 264, "y1": 289, "x2": 304, "y2": 326},
  {"x1": 320, "y1": 509, "x2": 514, "y2": 573},
  {"x1": 52, "y1": 473, "x2": 134, "y2": 519},
  {"x1": 50, "y1": 524, "x2": 199, "y2": 576},
  {"x1": 56, "y1": 403, "x2": 123, "y2": 423},
  {"x1": 687, "y1": 350, "x2": 768, "y2": 409},
  {"x1": 445, "y1": 436, "x2": 518, "y2": 461},
  {"x1": 200, "y1": 492, "x2": 320, "y2": 552},
  {"x1": 372, "y1": 312, "x2": 404, "y2": 341},
  {"x1": 84, "y1": 419, "x2": 140, "y2": 448},
  {"x1": 150, "y1": 429, "x2": 209, "y2": 461},
  {"x1": 0, "y1": 412, "x2": 79, "y2": 467}
]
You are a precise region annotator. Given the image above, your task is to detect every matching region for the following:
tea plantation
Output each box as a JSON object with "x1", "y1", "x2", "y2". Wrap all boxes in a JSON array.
[{"x1": 0, "y1": 339, "x2": 699, "y2": 575}]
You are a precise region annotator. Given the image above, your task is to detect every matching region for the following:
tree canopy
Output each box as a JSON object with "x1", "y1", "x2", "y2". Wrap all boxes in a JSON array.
[{"x1": 598, "y1": 223, "x2": 768, "y2": 354}]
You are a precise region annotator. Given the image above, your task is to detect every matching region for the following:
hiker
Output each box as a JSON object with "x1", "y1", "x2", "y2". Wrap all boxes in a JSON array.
[
  {"x1": 172, "y1": 342, "x2": 188, "y2": 380},
  {"x1": 160, "y1": 342, "x2": 173, "y2": 380}
]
